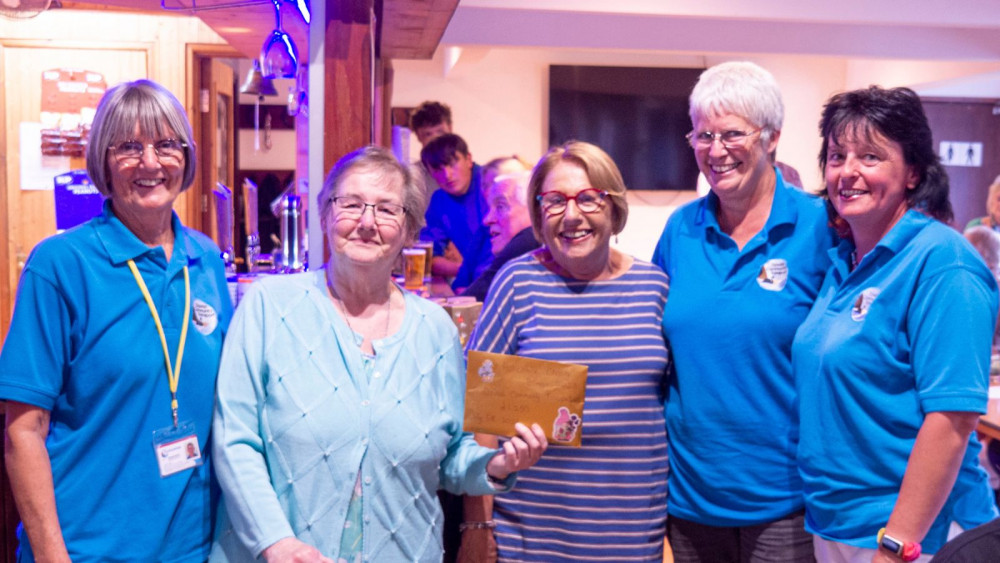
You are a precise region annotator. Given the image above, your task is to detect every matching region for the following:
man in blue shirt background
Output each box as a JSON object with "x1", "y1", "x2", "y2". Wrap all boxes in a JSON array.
[{"x1": 420, "y1": 133, "x2": 493, "y2": 290}]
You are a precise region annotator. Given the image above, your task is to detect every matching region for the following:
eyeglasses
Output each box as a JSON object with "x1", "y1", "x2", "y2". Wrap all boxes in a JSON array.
[
  {"x1": 537, "y1": 188, "x2": 608, "y2": 215},
  {"x1": 109, "y1": 139, "x2": 187, "y2": 165},
  {"x1": 331, "y1": 195, "x2": 407, "y2": 224},
  {"x1": 685, "y1": 129, "x2": 762, "y2": 149}
]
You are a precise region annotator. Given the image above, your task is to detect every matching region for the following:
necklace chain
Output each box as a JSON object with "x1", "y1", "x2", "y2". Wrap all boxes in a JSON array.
[{"x1": 327, "y1": 278, "x2": 393, "y2": 344}]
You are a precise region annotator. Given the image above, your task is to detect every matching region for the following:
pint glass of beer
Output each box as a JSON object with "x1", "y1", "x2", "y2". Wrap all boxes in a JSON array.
[
  {"x1": 414, "y1": 241, "x2": 434, "y2": 284},
  {"x1": 402, "y1": 247, "x2": 426, "y2": 291}
]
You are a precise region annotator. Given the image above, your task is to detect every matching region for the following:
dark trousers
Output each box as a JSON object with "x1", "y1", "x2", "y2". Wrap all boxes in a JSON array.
[
  {"x1": 668, "y1": 510, "x2": 815, "y2": 563},
  {"x1": 439, "y1": 490, "x2": 463, "y2": 563}
]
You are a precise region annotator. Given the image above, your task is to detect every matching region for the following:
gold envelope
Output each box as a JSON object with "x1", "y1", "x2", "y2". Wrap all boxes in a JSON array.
[{"x1": 464, "y1": 350, "x2": 588, "y2": 447}]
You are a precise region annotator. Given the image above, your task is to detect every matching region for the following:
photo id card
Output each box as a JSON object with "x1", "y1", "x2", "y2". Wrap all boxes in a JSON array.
[{"x1": 152, "y1": 421, "x2": 203, "y2": 478}]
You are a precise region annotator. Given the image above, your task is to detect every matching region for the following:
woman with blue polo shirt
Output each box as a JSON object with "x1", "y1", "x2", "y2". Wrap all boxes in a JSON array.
[
  {"x1": 0, "y1": 80, "x2": 233, "y2": 562},
  {"x1": 792, "y1": 86, "x2": 999, "y2": 562},
  {"x1": 652, "y1": 61, "x2": 835, "y2": 561}
]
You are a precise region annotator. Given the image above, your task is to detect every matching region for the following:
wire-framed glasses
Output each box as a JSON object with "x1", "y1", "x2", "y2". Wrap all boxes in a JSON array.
[
  {"x1": 685, "y1": 129, "x2": 762, "y2": 149},
  {"x1": 109, "y1": 139, "x2": 187, "y2": 165},
  {"x1": 332, "y1": 195, "x2": 407, "y2": 224},
  {"x1": 537, "y1": 188, "x2": 608, "y2": 215}
]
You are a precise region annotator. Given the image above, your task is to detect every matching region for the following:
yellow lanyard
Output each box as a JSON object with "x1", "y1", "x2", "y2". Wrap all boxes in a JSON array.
[{"x1": 127, "y1": 260, "x2": 190, "y2": 427}]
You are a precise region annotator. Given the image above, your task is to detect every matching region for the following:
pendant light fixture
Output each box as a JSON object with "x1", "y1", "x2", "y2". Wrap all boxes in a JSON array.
[{"x1": 261, "y1": 0, "x2": 298, "y2": 79}]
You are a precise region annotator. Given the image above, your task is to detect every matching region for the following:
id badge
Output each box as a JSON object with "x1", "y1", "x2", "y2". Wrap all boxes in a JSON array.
[{"x1": 152, "y1": 421, "x2": 203, "y2": 478}]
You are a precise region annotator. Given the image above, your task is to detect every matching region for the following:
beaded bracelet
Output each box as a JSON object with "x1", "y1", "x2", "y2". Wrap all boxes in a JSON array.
[{"x1": 459, "y1": 520, "x2": 497, "y2": 533}]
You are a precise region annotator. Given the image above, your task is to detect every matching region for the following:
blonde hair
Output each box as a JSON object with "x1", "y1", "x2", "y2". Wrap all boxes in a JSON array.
[{"x1": 527, "y1": 141, "x2": 628, "y2": 242}]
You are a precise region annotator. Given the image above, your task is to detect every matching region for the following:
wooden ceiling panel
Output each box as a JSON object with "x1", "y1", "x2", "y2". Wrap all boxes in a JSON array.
[
  {"x1": 381, "y1": 0, "x2": 457, "y2": 59},
  {"x1": 62, "y1": 0, "x2": 456, "y2": 61}
]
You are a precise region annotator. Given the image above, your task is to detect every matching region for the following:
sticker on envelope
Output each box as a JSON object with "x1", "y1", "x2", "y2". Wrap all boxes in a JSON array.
[{"x1": 465, "y1": 350, "x2": 588, "y2": 447}]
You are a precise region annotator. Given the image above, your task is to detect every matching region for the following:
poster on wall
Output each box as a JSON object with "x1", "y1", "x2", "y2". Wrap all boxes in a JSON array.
[
  {"x1": 20, "y1": 69, "x2": 106, "y2": 190},
  {"x1": 41, "y1": 69, "x2": 106, "y2": 156}
]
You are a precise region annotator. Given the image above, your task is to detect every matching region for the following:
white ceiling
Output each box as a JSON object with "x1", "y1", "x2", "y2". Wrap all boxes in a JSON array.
[{"x1": 443, "y1": 0, "x2": 1000, "y2": 61}]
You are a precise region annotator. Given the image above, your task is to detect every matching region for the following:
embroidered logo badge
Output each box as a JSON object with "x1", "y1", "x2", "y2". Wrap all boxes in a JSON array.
[
  {"x1": 191, "y1": 299, "x2": 219, "y2": 335},
  {"x1": 851, "y1": 288, "x2": 881, "y2": 321},
  {"x1": 756, "y1": 258, "x2": 788, "y2": 291}
]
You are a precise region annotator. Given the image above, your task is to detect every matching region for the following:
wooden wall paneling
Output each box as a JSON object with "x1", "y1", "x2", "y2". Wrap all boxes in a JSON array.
[
  {"x1": 0, "y1": 43, "x2": 9, "y2": 340},
  {"x1": 1, "y1": 42, "x2": 150, "y2": 342},
  {"x1": 0, "y1": 51, "x2": 9, "y2": 563},
  {"x1": 324, "y1": 0, "x2": 376, "y2": 172},
  {"x1": 375, "y1": 58, "x2": 394, "y2": 148},
  {"x1": 0, "y1": 9, "x2": 232, "y2": 233}
]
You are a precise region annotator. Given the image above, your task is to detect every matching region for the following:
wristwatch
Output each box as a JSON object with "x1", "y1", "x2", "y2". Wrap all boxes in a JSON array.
[{"x1": 877, "y1": 528, "x2": 922, "y2": 561}]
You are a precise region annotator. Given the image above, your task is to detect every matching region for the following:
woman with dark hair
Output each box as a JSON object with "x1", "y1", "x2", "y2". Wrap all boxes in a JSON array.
[{"x1": 793, "y1": 86, "x2": 999, "y2": 562}]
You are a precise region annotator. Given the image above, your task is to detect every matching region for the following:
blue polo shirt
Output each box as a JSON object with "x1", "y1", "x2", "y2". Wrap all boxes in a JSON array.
[
  {"x1": 652, "y1": 171, "x2": 835, "y2": 525},
  {"x1": 0, "y1": 200, "x2": 232, "y2": 562},
  {"x1": 792, "y1": 209, "x2": 998, "y2": 553}
]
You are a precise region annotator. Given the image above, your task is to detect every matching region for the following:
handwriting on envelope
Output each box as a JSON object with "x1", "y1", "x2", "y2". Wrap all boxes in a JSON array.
[{"x1": 464, "y1": 351, "x2": 588, "y2": 447}]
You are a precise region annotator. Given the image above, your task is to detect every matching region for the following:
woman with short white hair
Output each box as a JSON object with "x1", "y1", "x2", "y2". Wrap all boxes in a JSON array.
[{"x1": 652, "y1": 61, "x2": 835, "y2": 561}]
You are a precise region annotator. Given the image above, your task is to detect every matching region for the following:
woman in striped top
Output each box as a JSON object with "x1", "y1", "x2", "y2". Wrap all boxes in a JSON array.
[{"x1": 460, "y1": 141, "x2": 670, "y2": 562}]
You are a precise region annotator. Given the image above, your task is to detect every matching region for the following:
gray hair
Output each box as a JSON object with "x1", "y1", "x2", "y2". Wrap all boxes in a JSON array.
[
  {"x1": 318, "y1": 146, "x2": 427, "y2": 241},
  {"x1": 965, "y1": 225, "x2": 1000, "y2": 280},
  {"x1": 689, "y1": 61, "x2": 784, "y2": 143},
  {"x1": 490, "y1": 171, "x2": 531, "y2": 207},
  {"x1": 86, "y1": 79, "x2": 196, "y2": 197}
]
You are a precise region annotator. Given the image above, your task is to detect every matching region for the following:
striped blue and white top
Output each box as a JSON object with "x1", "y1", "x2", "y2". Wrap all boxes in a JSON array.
[{"x1": 468, "y1": 253, "x2": 670, "y2": 562}]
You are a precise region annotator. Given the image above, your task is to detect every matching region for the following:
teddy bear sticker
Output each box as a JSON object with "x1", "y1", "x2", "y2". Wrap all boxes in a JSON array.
[{"x1": 478, "y1": 359, "x2": 495, "y2": 383}]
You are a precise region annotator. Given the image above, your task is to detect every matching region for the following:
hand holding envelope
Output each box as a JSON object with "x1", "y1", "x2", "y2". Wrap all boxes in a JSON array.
[
  {"x1": 465, "y1": 351, "x2": 589, "y2": 447},
  {"x1": 485, "y1": 422, "x2": 549, "y2": 480}
]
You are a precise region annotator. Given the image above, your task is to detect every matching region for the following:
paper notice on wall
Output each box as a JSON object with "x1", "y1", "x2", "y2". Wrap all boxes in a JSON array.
[
  {"x1": 939, "y1": 141, "x2": 982, "y2": 167},
  {"x1": 40, "y1": 68, "x2": 105, "y2": 157},
  {"x1": 20, "y1": 122, "x2": 70, "y2": 191}
]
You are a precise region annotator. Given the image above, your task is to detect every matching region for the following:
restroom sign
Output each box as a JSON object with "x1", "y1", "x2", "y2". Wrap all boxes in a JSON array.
[{"x1": 939, "y1": 141, "x2": 982, "y2": 167}]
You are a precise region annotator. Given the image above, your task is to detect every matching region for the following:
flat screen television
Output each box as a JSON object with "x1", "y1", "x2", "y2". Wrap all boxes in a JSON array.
[{"x1": 549, "y1": 65, "x2": 703, "y2": 191}]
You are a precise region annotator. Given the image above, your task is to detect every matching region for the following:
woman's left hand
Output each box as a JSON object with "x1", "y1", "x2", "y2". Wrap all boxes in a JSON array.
[{"x1": 485, "y1": 422, "x2": 548, "y2": 481}]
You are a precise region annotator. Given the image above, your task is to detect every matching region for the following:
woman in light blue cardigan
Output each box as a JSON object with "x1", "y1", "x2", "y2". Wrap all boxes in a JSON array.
[{"x1": 210, "y1": 146, "x2": 546, "y2": 563}]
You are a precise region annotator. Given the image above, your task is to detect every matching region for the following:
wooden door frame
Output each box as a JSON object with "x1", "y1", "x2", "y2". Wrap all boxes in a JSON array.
[{"x1": 185, "y1": 43, "x2": 242, "y2": 235}]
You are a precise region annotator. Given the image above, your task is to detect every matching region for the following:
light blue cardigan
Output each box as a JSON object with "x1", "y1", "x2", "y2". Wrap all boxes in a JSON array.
[{"x1": 209, "y1": 270, "x2": 507, "y2": 562}]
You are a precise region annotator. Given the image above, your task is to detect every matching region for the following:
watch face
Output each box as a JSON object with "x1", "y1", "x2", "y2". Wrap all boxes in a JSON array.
[{"x1": 880, "y1": 535, "x2": 903, "y2": 555}]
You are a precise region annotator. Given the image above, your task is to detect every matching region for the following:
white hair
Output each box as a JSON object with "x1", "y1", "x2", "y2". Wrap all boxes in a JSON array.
[
  {"x1": 965, "y1": 225, "x2": 1000, "y2": 279},
  {"x1": 689, "y1": 61, "x2": 784, "y2": 143},
  {"x1": 490, "y1": 171, "x2": 531, "y2": 207}
]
